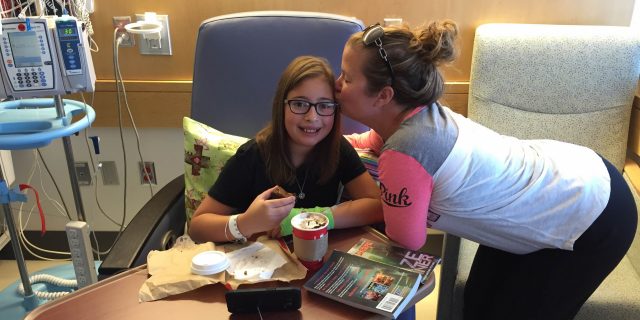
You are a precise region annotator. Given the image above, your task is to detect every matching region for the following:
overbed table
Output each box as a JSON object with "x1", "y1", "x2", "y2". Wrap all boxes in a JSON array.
[{"x1": 25, "y1": 227, "x2": 436, "y2": 320}]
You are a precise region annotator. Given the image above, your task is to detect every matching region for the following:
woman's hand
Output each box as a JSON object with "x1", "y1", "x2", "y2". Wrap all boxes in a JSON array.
[{"x1": 237, "y1": 186, "x2": 296, "y2": 237}]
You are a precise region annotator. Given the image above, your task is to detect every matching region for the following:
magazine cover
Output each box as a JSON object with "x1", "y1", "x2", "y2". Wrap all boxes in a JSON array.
[
  {"x1": 304, "y1": 250, "x2": 422, "y2": 318},
  {"x1": 347, "y1": 238, "x2": 440, "y2": 283}
]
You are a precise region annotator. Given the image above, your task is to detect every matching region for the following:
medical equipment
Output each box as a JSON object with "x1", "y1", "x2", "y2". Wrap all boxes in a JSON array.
[
  {"x1": 0, "y1": 15, "x2": 97, "y2": 310},
  {"x1": 0, "y1": 15, "x2": 95, "y2": 99}
]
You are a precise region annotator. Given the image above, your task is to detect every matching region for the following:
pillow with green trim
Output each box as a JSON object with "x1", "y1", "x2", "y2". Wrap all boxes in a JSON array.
[{"x1": 183, "y1": 117, "x2": 249, "y2": 221}]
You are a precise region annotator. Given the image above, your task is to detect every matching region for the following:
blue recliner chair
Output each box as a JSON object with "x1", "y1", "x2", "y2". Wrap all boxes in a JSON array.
[{"x1": 98, "y1": 11, "x2": 367, "y2": 277}]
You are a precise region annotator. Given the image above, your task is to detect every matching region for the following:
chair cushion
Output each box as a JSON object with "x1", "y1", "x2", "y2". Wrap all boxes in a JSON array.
[
  {"x1": 183, "y1": 117, "x2": 249, "y2": 221},
  {"x1": 469, "y1": 24, "x2": 640, "y2": 115},
  {"x1": 191, "y1": 11, "x2": 367, "y2": 138},
  {"x1": 468, "y1": 24, "x2": 640, "y2": 172}
]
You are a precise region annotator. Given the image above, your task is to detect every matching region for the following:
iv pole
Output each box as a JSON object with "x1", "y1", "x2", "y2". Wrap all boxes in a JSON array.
[
  {"x1": 55, "y1": 95, "x2": 87, "y2": 221},
  {"x1": 0, "y1": 97, "x2": 96, "y2": 309},
  {"x1": 0, "y1": 170, "x2": 36, "y2": 308}
]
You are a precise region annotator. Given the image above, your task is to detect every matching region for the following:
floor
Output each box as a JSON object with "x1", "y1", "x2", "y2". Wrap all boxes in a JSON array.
[{"x1": 0, "y1": 259, "x2": 440, "y2": 319}]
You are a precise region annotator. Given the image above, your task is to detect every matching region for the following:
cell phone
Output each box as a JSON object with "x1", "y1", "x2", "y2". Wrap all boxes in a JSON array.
[{"x1": 225, "y1": 287, "x2": 301, "y2": 314}]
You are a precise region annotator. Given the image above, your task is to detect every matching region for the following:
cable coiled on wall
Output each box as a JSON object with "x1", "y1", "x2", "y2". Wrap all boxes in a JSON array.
[{"x1": 16, "y1": 274, "x2": 77, "y2": 300}]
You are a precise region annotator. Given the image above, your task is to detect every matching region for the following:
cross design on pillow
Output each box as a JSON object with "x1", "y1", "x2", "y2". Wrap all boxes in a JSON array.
[{"x1": 185, "y1": 144, "x2": 211, "y2": 176}]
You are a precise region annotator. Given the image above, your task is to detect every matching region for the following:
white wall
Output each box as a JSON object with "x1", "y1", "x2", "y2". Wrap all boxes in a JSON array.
[
  {"x1": 10, "y1": 127, "x2": 183, "y2": 232},
  {"x1": 0, "y1": 150, "x2": 15, "y2": 186},
  {"x1": 632, "y1": 0, "x2": 640, "y2": 28}
]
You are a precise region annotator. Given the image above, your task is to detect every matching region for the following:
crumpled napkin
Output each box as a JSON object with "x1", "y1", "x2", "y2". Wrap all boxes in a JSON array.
[
  {"x1": 138, "y1": 235, "x2": 308, "y2": 301},
  {"x1": 226, "y1": 242, "x2": 287, "y2": 280},
  {"x1": 223, "y1": 235, "x2": 307, "y2": 290}
]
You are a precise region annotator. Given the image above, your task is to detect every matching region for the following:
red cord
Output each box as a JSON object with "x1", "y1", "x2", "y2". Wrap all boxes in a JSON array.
[{"x1": 19, "y1": 184, "x2": 46, "y2": 236}]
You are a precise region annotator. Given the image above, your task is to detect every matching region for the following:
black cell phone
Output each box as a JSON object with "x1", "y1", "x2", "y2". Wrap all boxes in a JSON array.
[{"x1": 225, "y1": 287, "x2": 301, "y2": 314}]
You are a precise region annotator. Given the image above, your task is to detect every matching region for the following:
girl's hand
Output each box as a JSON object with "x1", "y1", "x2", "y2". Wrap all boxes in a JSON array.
[
  {"x1": 268, "y1": 226, "x2": 282, "y2": 239},
  {"x1": 238, "y1": 186, "x2": 296, "y2": 237}
]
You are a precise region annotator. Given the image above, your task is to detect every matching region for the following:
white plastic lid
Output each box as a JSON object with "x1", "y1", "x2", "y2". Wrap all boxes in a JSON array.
[{"x1": 191, "y1": 251, "x2": 230, "y2": 275}]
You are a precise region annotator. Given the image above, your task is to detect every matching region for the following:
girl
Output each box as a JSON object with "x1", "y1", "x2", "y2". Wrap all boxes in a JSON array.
[{"x1": 189, "y1": 56, "x2": 382, "y2": 244}]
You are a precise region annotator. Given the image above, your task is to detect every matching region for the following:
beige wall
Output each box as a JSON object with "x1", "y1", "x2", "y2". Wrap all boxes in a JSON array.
[{"x1": 83, "y1": 0, "x2": 635, "y2": 127}]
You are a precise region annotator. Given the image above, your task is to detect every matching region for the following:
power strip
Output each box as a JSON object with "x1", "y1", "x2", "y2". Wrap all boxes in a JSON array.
[{"x1": 65, "y1": 221, "x2": 97, "y2": 288}]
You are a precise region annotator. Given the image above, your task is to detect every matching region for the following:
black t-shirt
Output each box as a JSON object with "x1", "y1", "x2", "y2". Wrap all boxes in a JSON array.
[{"x1": 209, "y1": 137, "x2": 366, "y2": 212}]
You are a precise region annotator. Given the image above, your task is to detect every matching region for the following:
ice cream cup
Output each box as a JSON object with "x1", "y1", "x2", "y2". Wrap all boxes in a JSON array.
[{"x1": 291, "y1": 212, "x2": 329, "y2": 271}]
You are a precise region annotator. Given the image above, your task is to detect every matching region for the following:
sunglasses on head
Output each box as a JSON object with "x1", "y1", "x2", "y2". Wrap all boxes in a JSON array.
[{"x1": 362, "y1": 23, "x2": 395, "y2": 86}]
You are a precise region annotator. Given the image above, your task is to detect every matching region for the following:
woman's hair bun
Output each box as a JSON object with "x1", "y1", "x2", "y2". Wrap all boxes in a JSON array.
[{"x1": 414, "y1": 20, "x2": 458, "y2": 65}]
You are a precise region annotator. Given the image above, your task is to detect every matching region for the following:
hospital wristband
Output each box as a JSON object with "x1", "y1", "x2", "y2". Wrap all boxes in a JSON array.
[{"x1": 228, "y1": 214, "x2": 247, "y2": 243}]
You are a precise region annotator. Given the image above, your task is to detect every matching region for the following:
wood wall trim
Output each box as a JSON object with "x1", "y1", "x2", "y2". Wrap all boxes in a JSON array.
[
  {"x1": 95, "y1": 80, "x2": 192, "y2": 93},
  {"x1": 93, "y1": 80, "x2": 467, "y2": 94},
  {"x1": 624, "y1": 157, "x2": 640, "y2": 196},
  {"x1": 86, "y1": 81, "x2": 470, "y2": 128},
  {"x1": 628, "y1": 95, "x2": 640, "y2": 157},
  {"x1": 94, "y1": 80, "x2": 467, "y2": 94},
  {"x1": 444, "y1": 82, "x2": 469, "y2": 94}
]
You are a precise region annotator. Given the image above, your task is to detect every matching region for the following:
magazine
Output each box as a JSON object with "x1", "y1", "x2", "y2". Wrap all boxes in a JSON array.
[
  {"x1": 304, "y1": 250, "x2": 422, "y2": 319},
  {"x1": 347, "y1": 237, "x2": 441, "y2": 284}
]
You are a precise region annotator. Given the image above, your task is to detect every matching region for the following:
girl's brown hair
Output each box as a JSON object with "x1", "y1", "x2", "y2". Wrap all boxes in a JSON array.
[{"x1": 256, "y1": 56, "x2": 342, "y2": 185}]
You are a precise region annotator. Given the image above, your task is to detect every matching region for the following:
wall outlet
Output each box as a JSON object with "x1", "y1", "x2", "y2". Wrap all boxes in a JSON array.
[
  {"x1": 135, "y1": 13, "x2": 172, "y2": 55},
  {"x1": 113, "y1": 16, "x2": 135, "y2": 47},
  {"x1": 100, "y1": 161, "x2": 119, "y2": 185},
  {"x1": 139, "y1": 161, "x2": 157, "y2": 185},
  {"x1": 383, "y1": 18, "x2": 403, "y2": 26},
  {"x1": 75, "y1": 162, "x2": 92, "y2": 186}
]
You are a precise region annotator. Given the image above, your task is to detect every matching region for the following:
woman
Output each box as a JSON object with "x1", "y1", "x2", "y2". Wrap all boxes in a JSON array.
[
  {"x1": 337, "y1": 21, "x2": 637, "y2": 319},
  {"x1": 189, "y1": 56, "x2": 382, "y2": 244}
]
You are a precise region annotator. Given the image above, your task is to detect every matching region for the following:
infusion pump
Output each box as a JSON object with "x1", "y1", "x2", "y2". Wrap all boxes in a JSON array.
[{"x1": 0, "y1": 16, "x2": 95, "y2": 99}]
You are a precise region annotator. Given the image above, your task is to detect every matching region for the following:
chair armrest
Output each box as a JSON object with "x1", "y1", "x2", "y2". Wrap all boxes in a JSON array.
[{"x1": 98, "y1": 175, "x2": 185, "y2": 278}]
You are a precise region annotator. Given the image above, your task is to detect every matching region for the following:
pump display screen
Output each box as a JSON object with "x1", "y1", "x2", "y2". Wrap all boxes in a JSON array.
[
  {"x1": 8, "y1": 31, "x2": 43, "y2": 67},
  {"x1": 58, "y1": 27, "x2": 77, "y2": 38}
]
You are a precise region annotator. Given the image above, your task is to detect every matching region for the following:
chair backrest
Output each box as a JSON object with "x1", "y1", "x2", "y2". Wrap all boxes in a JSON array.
[
  {"x1": 468, "y1": 23, "x2": 640, "y2": 171},
  {"x1": 190, "y1": 11, "x2": 368, "y2": 137}
]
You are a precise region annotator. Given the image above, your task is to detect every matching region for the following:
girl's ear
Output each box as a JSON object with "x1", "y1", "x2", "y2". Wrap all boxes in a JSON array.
[{"x1": 373, "y1": 85, "x2": 395, "y2": 107}]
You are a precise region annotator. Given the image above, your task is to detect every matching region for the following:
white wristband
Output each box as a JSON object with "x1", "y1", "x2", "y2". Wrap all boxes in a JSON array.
[{"x1": 228, "y1": 214, "x2": 247, "y2": 243}]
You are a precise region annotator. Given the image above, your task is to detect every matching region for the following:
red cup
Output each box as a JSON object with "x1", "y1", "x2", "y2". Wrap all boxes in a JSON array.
[{"x1": 291, "y1": 212, "x2": 328, "y2": 271}]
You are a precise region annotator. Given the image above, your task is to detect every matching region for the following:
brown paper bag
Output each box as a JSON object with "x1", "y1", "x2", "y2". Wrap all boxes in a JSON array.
[
  {"x1": 138, "y1": 236, "x2": 307, "y2": 301},
  {"x1": 138, "y1": 238, "x2": 223, "y2": 302}
]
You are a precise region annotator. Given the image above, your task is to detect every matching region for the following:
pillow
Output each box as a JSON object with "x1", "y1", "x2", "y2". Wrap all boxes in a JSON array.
[{"x1": 183, "y1": 117, "x2": 249, "y2": 221}]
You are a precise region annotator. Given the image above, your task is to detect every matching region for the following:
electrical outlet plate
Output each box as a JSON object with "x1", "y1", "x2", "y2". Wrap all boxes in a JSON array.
[
  {"x1": 135, "y1": 14, "x2": 172, "y2": 55},
  {"x1": 100, "y1": 161, "x2": 119, "y2": 185},
  {"x1": 75, "y1": 162, "x2": 92, "y2": 186},
  {"x1": 139, "y1": 161, "x2": 157, "y2": 185},
  {"x1": 112, "y1": 16, "x2": 135, "y2": 47},
  {"x1": 383, "y1": 18, "x2": 403, "y2": 26}
]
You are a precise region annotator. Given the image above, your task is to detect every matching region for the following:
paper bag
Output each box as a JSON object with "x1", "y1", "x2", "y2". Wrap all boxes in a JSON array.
[
  {"x1": 138, "y1": 235, "x2": 307, "y2": 301},
  {"x1": 138, "y1": 237, "x2": 223, "y2": 302}
]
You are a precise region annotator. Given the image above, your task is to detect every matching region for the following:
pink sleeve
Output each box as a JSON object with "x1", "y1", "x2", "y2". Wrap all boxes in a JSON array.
[
  {"x1": 379, "y1": 150, "x2": 433, "y2": 250},
  {"x1": 344, "y1": 130, "x2": 384, "y2": 155}
]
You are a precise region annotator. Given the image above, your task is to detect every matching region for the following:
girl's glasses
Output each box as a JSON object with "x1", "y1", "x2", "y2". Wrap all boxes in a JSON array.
[{"x1": 284, "y1": 99, "x2": 338, "y2": 116}]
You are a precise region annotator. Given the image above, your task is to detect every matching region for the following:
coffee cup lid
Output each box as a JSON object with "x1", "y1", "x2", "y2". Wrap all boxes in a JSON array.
[{"x1": 191, "y1": 251, "x2": 230, "y2": 275}]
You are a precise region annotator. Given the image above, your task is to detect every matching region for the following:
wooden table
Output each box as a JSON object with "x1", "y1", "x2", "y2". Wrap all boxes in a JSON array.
[{"x1": 25, "y1": 227, "x2": 435, "y2": 320}]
